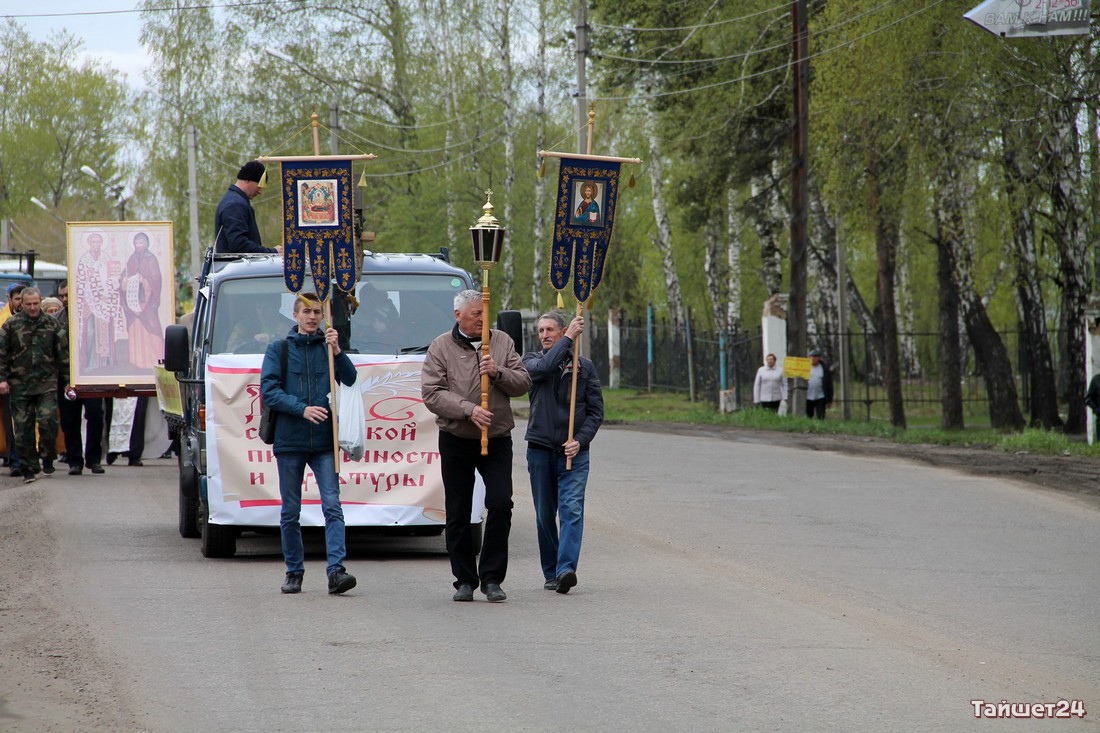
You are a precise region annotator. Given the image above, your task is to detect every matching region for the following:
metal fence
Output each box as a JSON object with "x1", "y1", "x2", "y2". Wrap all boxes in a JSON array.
[{"x1": 573, "y1": 310, "x2": 1064, "y2": 428}]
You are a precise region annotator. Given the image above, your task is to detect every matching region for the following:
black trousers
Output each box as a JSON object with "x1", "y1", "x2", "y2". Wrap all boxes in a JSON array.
[
  {"x1": 806, "y1": 398, "x2": 828, "y2": 419},
  {"x1": 58, "y1": 388, "x2": 104, "y2": 468},
  {"x1": 439, "y1": 431, "x2": 513, "y2": 590}
]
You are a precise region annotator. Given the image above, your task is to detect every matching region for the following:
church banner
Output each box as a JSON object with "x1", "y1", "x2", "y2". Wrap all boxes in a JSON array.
[
  {"x1": 549, "y1": 158, "x2": 622, "y2": 303},
  {"x1": 280, "y1": 160, "x2": 356, "y2": 301}
]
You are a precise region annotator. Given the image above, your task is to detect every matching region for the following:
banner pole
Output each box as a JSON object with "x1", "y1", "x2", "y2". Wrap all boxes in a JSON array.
[
  {"x1": 310, "y1": 110, "x2": 341, "y2": 472},
  {"x1": 566, "y1": 105, "x2": 597, "y2": 469}
]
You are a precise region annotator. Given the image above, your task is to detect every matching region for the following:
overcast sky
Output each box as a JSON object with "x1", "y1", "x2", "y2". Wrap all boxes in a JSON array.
[{"x1": 6, "y1": 1, "x2": 150, "y2": 90}]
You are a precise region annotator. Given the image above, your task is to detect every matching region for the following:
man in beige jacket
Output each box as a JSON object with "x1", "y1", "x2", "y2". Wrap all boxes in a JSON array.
[{"x1": 422, "y1": 289, "x2": 530, "y2": 603}]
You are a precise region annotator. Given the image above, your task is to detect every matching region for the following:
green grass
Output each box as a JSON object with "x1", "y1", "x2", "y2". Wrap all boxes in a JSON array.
[{"x1": 599, "y1": 388, "x2": 1100, "y2": 459}]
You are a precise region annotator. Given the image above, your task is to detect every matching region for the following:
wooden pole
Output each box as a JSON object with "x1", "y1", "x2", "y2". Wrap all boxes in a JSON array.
[
  {"x1": 566, "y1": 104, "x2": 597, "y2": 469},
  {"x1": 311, "y1": 110, "x2": 341, "y2": 472},
  {"x1": 480, "y1": 266, "x2": 491, "y2": 456}
]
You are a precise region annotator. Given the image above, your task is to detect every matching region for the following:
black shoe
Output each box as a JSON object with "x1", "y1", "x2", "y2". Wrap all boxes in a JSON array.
[
  {"x1": 106, "y1": 452, "x2": 118, "y2": 465},
  {"x1": 483, "y1": 583, "x2": 507, "y2": 602},
  {"x1": 543, "y1": 578, "x2": 559, "y2": 591},
  {"x1": 159, "y1": 449, "x2": 173, "y2": 460},
  {"x1": 88, "y1": 464, "x2": 105, "y2": 474},
  {"x1": 9, "y1": 467, "x2": 20, "y2": 477},
  {"x1": 328, "y1": 569, "x2": 356, "y2": 595},
  {"x1": 68, "y1": 464, "x2": 83, "y2": 475},
  {"x1": 555, "y1": 570, "x2": 577, "y2": 594},
  {"x1": 281, "y1": 572, "x2": 303, "y2": 594},
  {"x1": 22, "y1": 473, "x2": 36, "y2": 484},
  {"x1": 127, "y1": 458, "x2": 143, "y2": 467},
  {"x1": 452, "y1": 583, "x2": 474, "y2": 602},
  {"x1": 41, "y1": 460, "x2": 54, "y2": 475}
]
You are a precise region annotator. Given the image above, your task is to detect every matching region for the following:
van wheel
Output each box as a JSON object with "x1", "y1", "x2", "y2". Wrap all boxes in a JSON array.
[
  {"x1": 199, "y1": 499, "x2": 237, "y2": 558},
  {"x1": 178, "y1": 450, "x2": 200, "y2": 538}
]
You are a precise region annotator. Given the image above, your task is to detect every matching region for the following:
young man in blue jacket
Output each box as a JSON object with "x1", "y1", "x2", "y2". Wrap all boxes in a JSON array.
[
  {"x1": 522, "y1": 311, "x2": 603, "y2": 594},
  {"x1": 261, "y1": 292, "x2": 357, "y2": 595}
]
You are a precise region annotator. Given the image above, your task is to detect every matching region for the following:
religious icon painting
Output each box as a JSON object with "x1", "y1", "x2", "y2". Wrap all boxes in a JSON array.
[
  {"x1": 296, "y1": 179, "x2": 339, "y2": 227},
  {"x1": 65, "y1": 220, "x2": 176, "y2": 388},
  {"x1": 570, "y1": 179, "x2": 604, "y2": 227}
]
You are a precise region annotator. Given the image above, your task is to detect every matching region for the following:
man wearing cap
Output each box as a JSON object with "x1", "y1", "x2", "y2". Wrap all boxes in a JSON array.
[
  {"x1": 214, "y1": 161, "x2": 282, "y2": 255},
  {"x1": 806, "y1": 348, "x2": 834, "y2": 420}
]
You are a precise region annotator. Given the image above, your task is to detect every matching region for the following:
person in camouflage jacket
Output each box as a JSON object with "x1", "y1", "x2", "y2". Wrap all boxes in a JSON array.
[{"x1": 0, "y1": 287, "x2": 70, "y2": 483}]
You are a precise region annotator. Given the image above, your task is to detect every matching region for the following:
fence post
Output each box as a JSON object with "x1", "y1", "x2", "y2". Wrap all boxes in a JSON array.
[
  {"x1": 719, "y1": 330, "x2": 727, "y2": 390},
  {"x1": 686, "y1": 306, "x2": 695, "y2": 403},
  {"x1": 647, "y1": 303, "x2": 654, "y2": 393},
  {"x1": 608, "y1": 308, "x2": 621, "y2": 389}
]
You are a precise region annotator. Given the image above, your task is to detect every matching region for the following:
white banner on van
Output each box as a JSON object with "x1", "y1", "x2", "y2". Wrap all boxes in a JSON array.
[{"x1": 205, "y1": 353, "x2": 447, "y2": 528}]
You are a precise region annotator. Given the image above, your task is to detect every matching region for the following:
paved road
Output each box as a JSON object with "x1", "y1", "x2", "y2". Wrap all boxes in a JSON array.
[{"x1": 19, "y1": 423, "x2": 1100, "y2": 731}]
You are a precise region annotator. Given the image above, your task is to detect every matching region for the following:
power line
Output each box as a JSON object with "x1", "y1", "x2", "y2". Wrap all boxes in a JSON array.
[
  {"x1": 361, "y1": 132, "x2": 507, "y2": 179},
  {"x1": 589, "y1": 1, "x2": 794, "y2": 33},
  {"x1": 595, "y1": 0, "x2": 903, "y2": 67},
  {"x1": 340, "y1": 121, "x2": 509, "y2": 155},
  {"x1": 1, "y1": 0, "x2": 288, "y2": 21},
  {"x1": 591, "y1": 0, "x2": 947, "y2": 103},
  {"x1": 342, "y1": 101, "x2": 502, "y2": 131}
]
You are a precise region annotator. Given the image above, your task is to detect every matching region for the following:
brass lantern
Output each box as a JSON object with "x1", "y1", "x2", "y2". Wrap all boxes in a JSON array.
[{"x1": 469, "y1": 189, "x2": 505, "y2": 455}]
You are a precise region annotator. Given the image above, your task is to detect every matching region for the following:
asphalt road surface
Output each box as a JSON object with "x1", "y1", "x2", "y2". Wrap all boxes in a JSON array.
[{"x1": 1, "y1": 422, "x2": 1098, "y2": 732}]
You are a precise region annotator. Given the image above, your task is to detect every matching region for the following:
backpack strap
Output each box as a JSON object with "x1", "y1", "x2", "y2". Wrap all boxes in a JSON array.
[{"x1": 279, "y1": 338, "x2": 288, "y2": 386}]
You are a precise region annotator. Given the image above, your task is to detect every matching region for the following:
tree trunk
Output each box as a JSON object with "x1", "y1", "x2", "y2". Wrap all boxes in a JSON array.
[
  {"x1": 646, "y1": 104, "x2": 684, "y2": 329},
  {"x1": 933, "y1": 231, "x2": 964, "y2": 430},
  {"x1": 1002, "y1": 141, "x2": 1062, "y2": 429},
  {"x1": 530, "y1": 0, "x2": 548, "y2": 313},
  {"x1": 866, "y1": 157, "x2": 905, "y2": 428},
  {"x1": 497, "y1": 0, "x2": 516, "y2": 309},
  {"x1": 704, "y1": 209, "x2": 724, "y2": 332},
  {"x1": 748, "y1": 175, "x2": 783, "y2": 295},
  {"x1": 896, "y1": 232, "x2": 920, "y2": 378},
  {"x1": 726, "y1": 182, "x2": 742, "y2": 333},
  {"x1": 1046, "y1": 105, "x2": 1090, "y2": 434}
]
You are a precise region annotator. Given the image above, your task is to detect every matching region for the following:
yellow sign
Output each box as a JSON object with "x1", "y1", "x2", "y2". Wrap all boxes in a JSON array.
[
  {"x1": 154, "y1": 365, "x2": 182, "y2": 417},
  {"x1": 784, "y1": 356, "x2": 811, "y2": 380}
]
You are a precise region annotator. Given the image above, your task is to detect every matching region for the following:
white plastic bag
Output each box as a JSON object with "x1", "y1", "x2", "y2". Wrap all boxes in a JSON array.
[{"x1": 335, "y1": 377, "x2": 366, "y2": 461}]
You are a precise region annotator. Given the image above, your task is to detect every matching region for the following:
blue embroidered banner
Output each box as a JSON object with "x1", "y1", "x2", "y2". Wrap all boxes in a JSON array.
[
  {"x1": 280, "y1": 160, "x2": 355, "y2": 301},
  {"x1": 550, "y1": 158, "x2": 621, "y2": 303}
]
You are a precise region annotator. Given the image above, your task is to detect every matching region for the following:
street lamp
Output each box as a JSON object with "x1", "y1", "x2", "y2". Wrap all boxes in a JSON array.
[
  {"x1": 81, "y1": 165, "x2": 128, "y2": 221},
  {"x1": 30, "y1": 197, "x2": 66, "y2": 223},
  {"x1": 469, "y1": 189, "x2": 506, "y2": 456},
  {"x1": 264, "y1": 47, "x2": 339, "y2": 155}
]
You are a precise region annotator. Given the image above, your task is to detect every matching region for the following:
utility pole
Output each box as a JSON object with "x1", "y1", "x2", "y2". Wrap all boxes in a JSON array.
[
  {"x1": 788, "y1": 0, "x2": 809, "y2": 416},
  {"x1": 188, "y1": 124, "x2": 201, "y2": 284},
  {"x1": 575, "y1": 0, "x2": 588, "y2": 154}
]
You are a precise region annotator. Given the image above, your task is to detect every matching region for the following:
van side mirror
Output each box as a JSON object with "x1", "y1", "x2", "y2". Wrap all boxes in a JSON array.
[{"x1": 164, "y1": 324, "x2": 191, "y2": 373}]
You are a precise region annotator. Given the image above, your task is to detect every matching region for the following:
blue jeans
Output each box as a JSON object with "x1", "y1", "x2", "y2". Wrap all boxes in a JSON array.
[
  {"x1": 526, "y1": 446, "x2": 589, "y2": 580},
  {"x1": 276, "y1": 451, "x2": 347, "y2": 576}
]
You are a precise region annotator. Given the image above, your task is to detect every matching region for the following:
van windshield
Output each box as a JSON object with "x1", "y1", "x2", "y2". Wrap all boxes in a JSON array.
[{"x1": 210, "y1": 274, "x2": 466, "y2": 355}]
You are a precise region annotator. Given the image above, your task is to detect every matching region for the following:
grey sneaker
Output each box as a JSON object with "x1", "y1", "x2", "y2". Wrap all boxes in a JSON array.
[
  {"x1": 22, "y1": 473, "x2": 36, "y2": 484},
  {"x1": 543, "y1": 578, "x2": 559, "y2": 590},
  {"x1": 280, "y1": 572, "x2": 303, "y2": 594}
]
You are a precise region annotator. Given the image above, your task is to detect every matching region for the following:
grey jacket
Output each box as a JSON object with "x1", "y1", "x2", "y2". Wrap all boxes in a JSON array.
[{"x1": 421, "y1": 323, "x2": 530, "y2": 439}]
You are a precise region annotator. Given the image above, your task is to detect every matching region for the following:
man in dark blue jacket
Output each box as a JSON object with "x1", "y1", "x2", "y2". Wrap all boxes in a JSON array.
[
  {"x1": 214, "y1": 161, "x2": 281, "y2": 254},
  {"x1": 261, "y1": 292, "x2": 357, "y2": 595},
  {"x1": 522, "y1": 310, "x2": 603, "y2": 594}
]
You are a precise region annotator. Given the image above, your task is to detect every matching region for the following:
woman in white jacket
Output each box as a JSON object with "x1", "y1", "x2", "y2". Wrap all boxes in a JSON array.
[{"x1": 753, "y1": 353, "x2": 787, "y2": 412}]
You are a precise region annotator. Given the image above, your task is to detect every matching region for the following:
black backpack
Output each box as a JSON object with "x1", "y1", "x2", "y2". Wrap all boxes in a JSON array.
[{"x1": 258, "y1": 340, "x2": 288, "y2": 444}]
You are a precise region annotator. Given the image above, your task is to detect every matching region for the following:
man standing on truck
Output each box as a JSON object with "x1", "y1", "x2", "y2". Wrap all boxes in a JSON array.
[
  {"x1": 261, "y1": 292, "x2": 357, "y2": 595},
  {"x1": 421, "y1": 289, "x2": 530, "y2": 603},
  {"x1": 0, "y1": 288, "x2": 68, "y2": 483},
  {"x1": 214, "y1": 161, "x2": 282, "y2": 255}
]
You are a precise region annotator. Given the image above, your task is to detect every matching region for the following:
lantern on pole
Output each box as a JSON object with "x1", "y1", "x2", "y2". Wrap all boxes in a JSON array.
[{"x1": 469, "y1": 189, "x2": 505, "y2": 455}]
